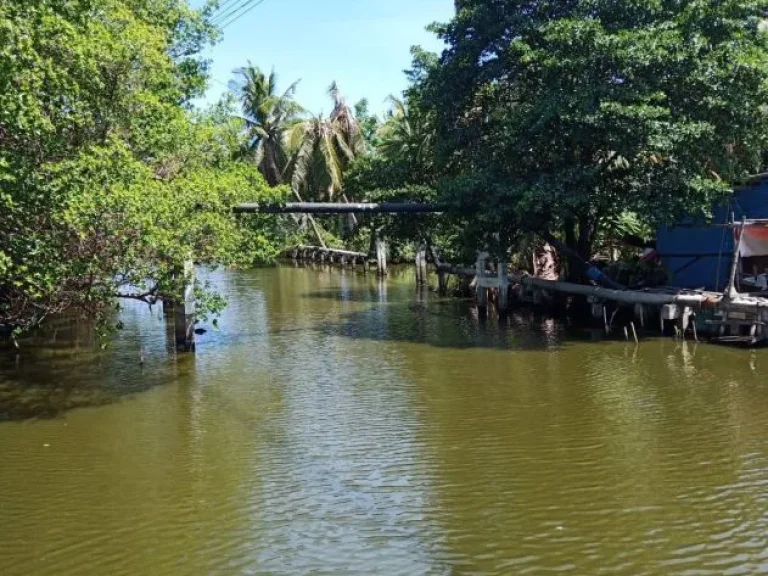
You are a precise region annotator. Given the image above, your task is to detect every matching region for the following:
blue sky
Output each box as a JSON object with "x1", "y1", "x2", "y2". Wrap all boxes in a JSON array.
[{"x1": 192, "y1": 0, "x2": 454, "y2": 115}]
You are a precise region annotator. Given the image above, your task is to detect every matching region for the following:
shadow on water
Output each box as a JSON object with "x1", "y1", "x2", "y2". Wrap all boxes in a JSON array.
[
  {"x1": 0, "y1": 348, "x2": 198, "y2": 422},
  {"x1": 0, "y1": 304, "x2": 200, "y2": 422},
  {"x1": 302, "y1": 286, "x2": 633, "y2": 352}
]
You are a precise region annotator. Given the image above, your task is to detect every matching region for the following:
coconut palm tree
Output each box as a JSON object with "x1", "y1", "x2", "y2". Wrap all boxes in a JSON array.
[
  {"x1": 231, "y1": 63, "x2": 332, "y2": 246},
  {"x1": 230, "y1": 62, "x2": 303, "y2": 186},
  {"x1": 379, "y1": 95, "x2": 434, "y2": 180},
  {"x1": 285, "y1": 82, "x2": 365, "y2": 201}
]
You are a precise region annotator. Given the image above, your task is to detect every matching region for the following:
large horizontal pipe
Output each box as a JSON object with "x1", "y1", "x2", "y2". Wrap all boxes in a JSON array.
[
  {"x1": 234, "y1": 202, "x2": 444, "y2": 215},
  {"x1": 513, "y1": 274, "x2": 715, "y2": 307},
  {"x1": 517, "y1": 274, "x2": 768, "y2": 311}
]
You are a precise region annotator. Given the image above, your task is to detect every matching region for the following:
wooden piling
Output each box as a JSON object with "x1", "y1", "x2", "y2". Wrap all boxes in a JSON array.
[
  {"x1": 174, "y1": 258, "x2": 196, "y2": 352},
  {"x1": 476, "y1": 253, "x2": 489, "y2": 314},
  {"x1": 427, "y1": 242, "x2": 449, "y2": 295},
  {"x1": 376, "y1": 234, "x2": 388, "y2": 276},
  {"x1": 416, "y1": 243, "x2": 428, "y2": 286},
  {"x1": 498, "y1": 262, "x2": 509, "y2": 316}
]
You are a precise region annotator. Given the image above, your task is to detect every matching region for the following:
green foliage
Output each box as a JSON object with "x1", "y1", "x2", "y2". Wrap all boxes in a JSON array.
[
  {"x1": 0, "y1": 0, "x2": 287, "y2": 332},
  {"x1": 284, "y1": 82, "x2": 366, "y2": 201},
  {"x1": 423, "y1": 0, "x2": 768, "y2": 259},
  {"x1": 230, "y1": 62, "x2": 303, "y2": 186},
  {"x1": 353, "y1": 99, "x2": 380, "y2": 149}
]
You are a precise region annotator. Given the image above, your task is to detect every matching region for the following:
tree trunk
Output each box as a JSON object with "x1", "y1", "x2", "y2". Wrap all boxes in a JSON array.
[
  {"x1": 342, "y1": 193, "x2": 358, "y2": 232},
  {"x1": 263, "y1": 144, "x2": 282, "y2": 187},
  {"x1": 291, "y1": 188, "x2": 326, "y2": 249},
  {"x1": 577, "y1": 214, "x2": 594, "y2": 262},
  {"x1": 534, "y1": 243, "x2": 558, "y2": 280}
]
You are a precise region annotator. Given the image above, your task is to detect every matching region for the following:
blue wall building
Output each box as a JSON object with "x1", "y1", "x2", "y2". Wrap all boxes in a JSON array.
[{"x1": 657, "y1": 176, "x2": 768, "y2": 291}]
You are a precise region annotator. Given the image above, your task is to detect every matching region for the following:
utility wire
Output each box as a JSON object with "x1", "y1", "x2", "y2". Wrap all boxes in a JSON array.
[
  {"x1": 210, "y1": 0, "x2": 250, "y2": 23},
  {"x1": 211, "y1": 0, "x2": 240, "y2": 16},
  {"x1": 211, "y1": 0, "x2": 258, "y2": 25},
  {"x1": 219, "y1": 0, "x2": 268, "y2": 29}
]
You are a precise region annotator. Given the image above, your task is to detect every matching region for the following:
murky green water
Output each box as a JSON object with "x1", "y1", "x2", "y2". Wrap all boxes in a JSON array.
[{"x1": 1, "y1": 266, "x2": 768, "y2": 575}]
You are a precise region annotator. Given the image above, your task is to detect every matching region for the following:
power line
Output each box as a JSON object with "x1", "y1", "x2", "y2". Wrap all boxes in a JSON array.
[
  {"x1": 210, "y1": 0, "x2": 250, "y2": 23},
  {"x1": 211, "y1": 0, "x2": 257, "y2": 25},
  {"x1": 210, "y1": 0, "x2": 240, "y2": 16},
  {"x1": 219, "y1": 0, "x2": 267, "y2": 29},
  {"x1": 219, "y1": 0, "x2": 268, "y2": 29}
]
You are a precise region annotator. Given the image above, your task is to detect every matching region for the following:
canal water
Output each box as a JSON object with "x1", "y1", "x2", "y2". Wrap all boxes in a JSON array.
[{"x1": 1, "y1": 266, "x2": 767, "y2": 575}]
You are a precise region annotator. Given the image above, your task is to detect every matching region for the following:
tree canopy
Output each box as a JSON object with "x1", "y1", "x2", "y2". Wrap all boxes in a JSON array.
[
  {"x1": 419, "y1": 0, "x2": 768, "y2": 259},
  {"x1": 6, "y1": 0, "x2": 768, "y2": 335},
  {"x1": 0, "y1": 0, "x2": 287, "y2": 333}
]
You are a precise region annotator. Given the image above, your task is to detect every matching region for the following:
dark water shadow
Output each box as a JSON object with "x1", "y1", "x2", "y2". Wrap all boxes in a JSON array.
[
  {"x1": 0, "y1": 349, "x2": 198, "y2": 422},
  {"x1": 299, "y1": 287, "x2": 676, "y2": 353},
  {"x1": 307, "y1": 295, "x2": 575, "y2": 352}
]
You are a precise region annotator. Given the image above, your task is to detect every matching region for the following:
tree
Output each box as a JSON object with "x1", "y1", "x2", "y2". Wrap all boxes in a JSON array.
[
  {"x1": 230, "y1": 63, "x2": 303, "y2": 186},
  {"x1": 378, "y1": 95, "x2": 435, "y2": 184},
  {"x1": 285, "y1": 82, "x2": 365, "y2": 200},
  {"x1": 423, "y1": 0, "x2": 768, "y2": 261},
  {"x1": 353, "y1": 99, "x2": 380, "y2": 149},
  {"x1": 0, "y1": 0, "x2": 287, "y2": 335}
]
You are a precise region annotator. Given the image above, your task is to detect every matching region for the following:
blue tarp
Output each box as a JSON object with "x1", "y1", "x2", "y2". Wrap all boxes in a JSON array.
[{"x1": 657, "y1": 180, "x2": 768, "y2": 291}]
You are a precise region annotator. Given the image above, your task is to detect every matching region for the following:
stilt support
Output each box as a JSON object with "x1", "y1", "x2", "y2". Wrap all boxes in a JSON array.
[
  {"x1": 376, "y1": 233, "x2": 388, "y2": 276},
  {"x1": 416, "y1": 243, "x2": 428, "y2": 286},
  {"x1": 174, "y1": 258, "x2": 196, "y2": 352},
  {"x1": 498, "y1": 262, "x2": 509, "y2": 316}
]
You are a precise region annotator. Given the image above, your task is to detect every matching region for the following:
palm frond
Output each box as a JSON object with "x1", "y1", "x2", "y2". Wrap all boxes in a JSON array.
[
  {"x1": 289, "y1": 133, "x2": 317, "y2": 193},
  {"x1": 319, "y1": 126, "x2": 343, "y2": 197}
]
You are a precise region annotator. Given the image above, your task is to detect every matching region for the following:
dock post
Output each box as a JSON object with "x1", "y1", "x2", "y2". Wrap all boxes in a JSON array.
[
  {"x1": 376, "y1": 233, "x2": 388, "y2": 276},
  {"x1": 416, "y1": 243, "x2": 428, "y2": 286},
  {"x1": 174, "y1": 257, "x2": 196, "y2": 352},
  {"x1": 476, "y1": 252, "x2": 488, "y2": 315},
  {"x1": 427, "y1": 241, "x2": 448, "y2": 295},
  {"x1": 498, "y1": 261, "x2": 509, "y2": 316},
  {"x1": 634, "y1": 303, "x2": 645, "y2": 328},
  {"x1": 437, "y1": 268, "x2": 448, "y2": 295}
]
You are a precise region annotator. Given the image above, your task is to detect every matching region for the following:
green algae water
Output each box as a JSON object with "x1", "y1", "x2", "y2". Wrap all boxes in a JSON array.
[{"x1": 1, "y1": 266, "x2": 768, "y2": 575}]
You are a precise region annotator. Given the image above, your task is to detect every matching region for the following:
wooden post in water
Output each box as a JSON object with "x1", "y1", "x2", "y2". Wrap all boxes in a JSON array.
[
  {"x1": 415, "y1": 243, "x2": 428, "y2": 286},
  {"x1": 476, "y1": 252, "x2": 488, "y2": 315},
  {"x1": 174, "y1": 257, "x2": 196, "y2": 352},
  {"x1": 427, "y1": 241, "x2": 448, "y2": 295},
  {"x1": 375, "y1": 232, "x2": 388, "y2": 276},
  {"x1": 498, "y1": 262, "x2": 509, "y2": 316}
]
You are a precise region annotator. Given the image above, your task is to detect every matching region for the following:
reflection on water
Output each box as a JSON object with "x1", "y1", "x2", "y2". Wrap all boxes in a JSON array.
[{"x1": 1, "y1": 266, "x2": 768, "y2": 575}]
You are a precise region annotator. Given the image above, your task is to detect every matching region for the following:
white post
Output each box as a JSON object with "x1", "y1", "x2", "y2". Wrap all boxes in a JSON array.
[
  {"x1": 175, "y1": 257, "x2": 196, "y2": 351},
  {"x1": 416, "y1": 243, "x2": 428, "y2": 286},
  {"x1": 376, "y1": 236, "x2": 388, "y2": 276},
  {"x1": 476, "y1": 252, "x2": 488, "y2": 313}
]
